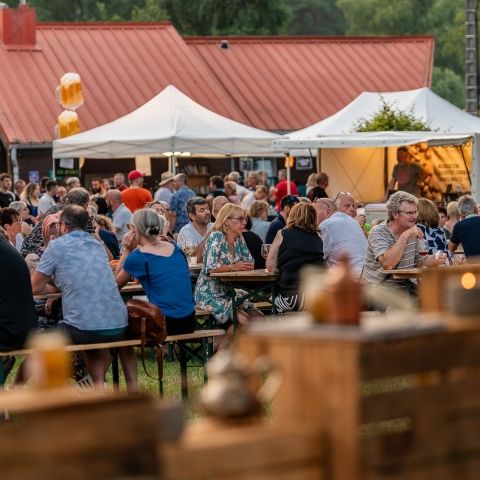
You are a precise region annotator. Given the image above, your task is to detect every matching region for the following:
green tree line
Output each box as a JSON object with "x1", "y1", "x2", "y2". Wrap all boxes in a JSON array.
[{"x1": 16, "y1": 0, "x2": 465, "y2": 106}]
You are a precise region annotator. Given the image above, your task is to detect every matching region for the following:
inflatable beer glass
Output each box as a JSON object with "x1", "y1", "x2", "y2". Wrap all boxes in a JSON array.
[
  {"x1": 57, "y1": 72, "x2": 84, "y2": 110},
  {"x1": 56, "y1": 110, "x2": 80, "y2": 138}
]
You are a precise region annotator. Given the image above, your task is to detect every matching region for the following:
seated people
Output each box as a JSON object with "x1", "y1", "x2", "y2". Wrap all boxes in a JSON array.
[
  {"x1": 116, "y1": 209, "x2": 195, "y2": 336},
  {"x1": 266, "y1": 203, "x2": 324, "y2": 312},
  {"x1": 249, "y1": 200, "x2": 270, "y2": 242},
  {"x1": 176, "y1": 197, "x2": 213, "y2": 258},
  {"x1": 265, "y1": 195, "x2": 299, "y2": 244},
  {"x1": 361, "y1": 191, "x2": 444, "y2": 291},
  {"x1": 416, "y1": 198, "x2": 450, "y2": 261},
  {"x1": 0, "y1": 239, "x2": 36, "y2": 354},
  {"x1": 0, "y1": 207, "x2": 22, "y2": 249},
  {"x1": 449, "y1": 195, "x2": 480, "y2": 258},
  {"x1": 242, "y1": 216, "x2": 265, "y2": 270},
  {"x1": 316, "y1": 198, "x2": 367, "y2": 277},
  {"x1": 194, "y1": 204, "x2": 258, "y2": 333},
  {"x1": 443, "y1": 201, "x2": 459, "y2": 240},
  {"x1": 31, "y1": 205, "x2": 136, "y2": 391}
]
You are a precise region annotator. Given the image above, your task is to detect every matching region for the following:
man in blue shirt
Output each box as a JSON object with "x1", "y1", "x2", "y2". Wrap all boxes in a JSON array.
[
  {"x1": 170, "y1": 173, "x2": 195, "y2": 233},
  {"x1": 449, "y1": 195, "x2": 480, "y2": 258},
  {"x1": 265, "y1": 195, "x2": 299, "y2": 244},
  {"x1": 31, "y1": 205, "x2": 136, "y2": 390}
]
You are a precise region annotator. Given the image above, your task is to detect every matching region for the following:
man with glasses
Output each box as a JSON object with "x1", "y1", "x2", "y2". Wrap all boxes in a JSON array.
[
  {"x1": 265, "y1": 195, "x2": 299, "y2": 244},
  {"x1": 361, "y1": 191, "x2": 443, "y2": 291}
]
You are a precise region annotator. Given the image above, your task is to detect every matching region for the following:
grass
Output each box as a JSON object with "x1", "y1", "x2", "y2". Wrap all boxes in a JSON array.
[{"x1": 4, "y1": 350, "x2": 207, "y2": 413}]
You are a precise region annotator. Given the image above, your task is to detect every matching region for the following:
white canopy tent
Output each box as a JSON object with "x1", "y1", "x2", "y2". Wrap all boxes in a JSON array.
[
  {"x1": 53, "y1": 85, "x2": 281, "y2": 159},
  {"x1": 273, "y1": 88, "x2": 480, "y2": 201}
]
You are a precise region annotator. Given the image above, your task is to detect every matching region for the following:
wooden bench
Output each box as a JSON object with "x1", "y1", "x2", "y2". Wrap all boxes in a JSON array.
[{"x1": 0, "y1": 330, "x2": 225, "y2": 399}]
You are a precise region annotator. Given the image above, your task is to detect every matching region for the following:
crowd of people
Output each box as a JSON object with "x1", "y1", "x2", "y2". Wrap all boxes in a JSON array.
[{"x1": 0, "y1": 161, "x2": 479, "y2": 389}]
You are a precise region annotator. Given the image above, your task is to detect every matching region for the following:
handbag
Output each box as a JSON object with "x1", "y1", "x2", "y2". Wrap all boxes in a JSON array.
[
  {"x1": 126, "y1": 298, "x2": 167, "y2": 378},
  {"x1": 126, "y1": 256, "x2": 167, "y2": 376}
]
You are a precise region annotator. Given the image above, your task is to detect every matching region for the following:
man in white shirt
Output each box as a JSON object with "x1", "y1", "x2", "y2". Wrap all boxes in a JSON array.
[
  {"x1": 314, "y1": 198, "x2": 367, "y2": 277},
  {"x1": 154, "y1": 171, "x2": 175, "y2": 204},
  {"x1": 177, "y1": 197, "x2": 213, "y2": 256},
  {"x1": 105, "y1": 189, "x2": 132, "y2": 243},
  {"x1": 38, "y1": 180, "x2": 58, "y2": 216}
]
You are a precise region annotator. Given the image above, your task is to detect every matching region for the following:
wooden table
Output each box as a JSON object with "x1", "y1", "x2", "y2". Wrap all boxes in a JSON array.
[
  {"x1": 237, "y1": 316, "x2": 480, "y2": 480},
  {"x1": 382, "y1": 267, "x2": 424, "y2": 279},
  {"x1": 161, "y1": 420, "x2": 323, "y2": 479},
  {"x1": 210, "y1": 269, "x2": 278, "y2": 328}
]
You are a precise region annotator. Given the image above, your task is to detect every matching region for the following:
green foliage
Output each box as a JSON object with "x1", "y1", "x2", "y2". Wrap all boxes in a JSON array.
[
  {"x1": 337, "y1": 0, "x2": 466, "y2": 108},
  {"x1": 336, "y1": 0, "x2": 431, "y2": 35},
  {"x1": 431, "y1": 67, "x2": 465, "y2": 108},
  {"x1": 28, "y1": 0, "x2": 165, "y2": 21},
  {"x1": 355, "y1": 100, "x2": 430, "y2": 132},
  {"x1": 286, "y1": 0, "x2": 347, "y2": 35},
  {"x1": 164, "y1": 0, "x2": 291, "y2": 35}
]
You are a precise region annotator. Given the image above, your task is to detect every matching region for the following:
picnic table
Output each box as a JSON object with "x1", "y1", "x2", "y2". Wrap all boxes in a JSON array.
[
  {"x1": 382, "y1": 267, "x2": 424, "y2": 280},
  {"x1": 210, "y1": 269, "x2": 278, "y2": 328}
]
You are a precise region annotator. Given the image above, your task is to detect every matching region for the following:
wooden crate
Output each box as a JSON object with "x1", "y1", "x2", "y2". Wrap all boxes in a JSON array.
[
  {"x1": 0, "y1": 388, "x2": 161, "y2": 479},
  {"x1": 420, "y1": 264, "x2": 480, "y2": 312},
  {"x1": 161, "y1": 420, "x2": 323, "y2": 479},
  {"x1": 237, "y1": 319, "x2": 480, "y2": 480}
]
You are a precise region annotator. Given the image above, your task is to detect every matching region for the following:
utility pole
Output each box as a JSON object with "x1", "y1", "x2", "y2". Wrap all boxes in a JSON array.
[{"x1": 466, "y1": 0, "x2": 479, "y2": 114}]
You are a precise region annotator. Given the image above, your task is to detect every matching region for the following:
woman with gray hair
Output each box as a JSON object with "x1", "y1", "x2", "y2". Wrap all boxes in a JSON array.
[
  {"x1": 115, "y1": 208, "x2": 195, "y2": 335},
  {"x1": 9, "y1": 200, "x2": 33, "y2": 250}
]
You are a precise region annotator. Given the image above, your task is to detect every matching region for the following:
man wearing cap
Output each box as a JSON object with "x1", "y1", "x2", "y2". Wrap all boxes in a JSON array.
[
  {"x1": 154, "y1": 171, "x2": 175, "y2": 204},
  {"x1": 121, "y1": 170, "x2": 152, "y2": 213}
]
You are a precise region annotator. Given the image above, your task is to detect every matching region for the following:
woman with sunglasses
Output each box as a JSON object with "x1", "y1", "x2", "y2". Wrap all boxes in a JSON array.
[{"x1": 194, "y1": 203, "x2": 257, "y2": 333}]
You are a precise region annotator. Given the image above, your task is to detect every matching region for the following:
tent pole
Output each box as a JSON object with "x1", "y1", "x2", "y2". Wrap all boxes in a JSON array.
[
  {"x1": 285, "y1": 154, "x2": 291, "y2": 195},
  {"x1": 316, "y1": 149, "x2": 321, "y2": 172},
  {"x1": 471, "y1": 134, "x2": 480, "y2": 201},
  {"x1": 460, "y1": 144, "x2": 472, "y2": 186},
  {"x1": 383, "y1": 147, "x2": 389, "y2": 192},
  {"x1": 52, "y1": 157, "x2": 56, "y2": 180}
]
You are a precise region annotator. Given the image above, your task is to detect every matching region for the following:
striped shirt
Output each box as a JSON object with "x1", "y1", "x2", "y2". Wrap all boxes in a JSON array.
[{"x1": 361, "y1": 222, "x2": 420, "y2": 289}]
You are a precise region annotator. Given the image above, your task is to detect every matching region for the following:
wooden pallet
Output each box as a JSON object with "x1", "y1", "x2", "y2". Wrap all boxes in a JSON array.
[{"x1": 238, "y1": 317, "x2": 480, "y2": 480}]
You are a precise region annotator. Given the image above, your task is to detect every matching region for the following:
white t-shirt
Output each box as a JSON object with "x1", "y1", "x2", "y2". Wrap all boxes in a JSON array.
[
  {"x1": 177, "y1": 222, "x2": 213, "y2": 249},
  {"x1": 38, "y1": 193, "x2": 56, "y2": 215},
  {"x1": 241, "y1": 191, "x2": 255, "y2": 211},
  {"x1": 112, "y1": 203, "x2": 132, "y2": 242},
  {"x1": 319, "y1": 211, "x2": 367, "y2": 277}
]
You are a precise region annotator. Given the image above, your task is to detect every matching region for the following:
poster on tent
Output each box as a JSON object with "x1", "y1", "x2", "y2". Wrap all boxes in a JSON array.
[{"x1": 407, "y1": 143, "x2": 471, "y2": 202}]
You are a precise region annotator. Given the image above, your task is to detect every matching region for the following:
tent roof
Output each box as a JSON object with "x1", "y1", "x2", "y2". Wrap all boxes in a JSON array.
[
  {"x1": 52, "y1": 85, "x2": 280, "y2": 159},
  {"x1": 274, "y1": 88, "x2": 480, "y2": 149}
]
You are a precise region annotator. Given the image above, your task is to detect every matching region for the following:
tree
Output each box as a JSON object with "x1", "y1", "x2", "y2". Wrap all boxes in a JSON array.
[
  {"x1": 355, "y1": 100, "x2": 429, "y2": 132},
  {"x1": 431, "y1": 67, "x2": 465, "y2": 108},
  {"x1": 286, "y1": 0, "x2": 347, "y2": 35},
  {"x1": 337, "y1": 0, "x2": 466, "y2": 107},
  {"x1": 163, "y1": 0, "x2": 291, "y2": 35},
  {"x1": 336, "y1": 0, "x2": 431, "y2": 35}
]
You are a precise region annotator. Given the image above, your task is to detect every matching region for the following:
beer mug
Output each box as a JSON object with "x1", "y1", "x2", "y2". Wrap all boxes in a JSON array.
[
  {"x1": 57, "y1": 110, "x2": 80, "y2": 138},
  {"x1": 58, "y1": 72, "x2": 84, "y2": 110}
]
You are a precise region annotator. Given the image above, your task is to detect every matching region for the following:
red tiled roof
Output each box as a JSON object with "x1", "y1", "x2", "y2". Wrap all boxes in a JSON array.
[
  {"x1": 0, "y1": 22, "x2": 247, "y2": 146},
  {"x1": 186, "y1": 36, "x2": 434, "y2": 132}
]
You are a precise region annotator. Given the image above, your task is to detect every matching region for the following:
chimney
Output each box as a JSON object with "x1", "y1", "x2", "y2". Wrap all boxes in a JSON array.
[{"x1": 0, "y1": 5, "x2": 36, "y2": 48}]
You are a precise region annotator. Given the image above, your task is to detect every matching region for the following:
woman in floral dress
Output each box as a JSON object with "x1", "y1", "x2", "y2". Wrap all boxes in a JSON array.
[{"x1": 195, "y1": 203, "x2": 257, "y2": 331}]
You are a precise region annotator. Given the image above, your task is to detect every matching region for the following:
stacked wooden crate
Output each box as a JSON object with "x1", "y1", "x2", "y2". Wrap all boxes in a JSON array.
[{"x1": 238, "y1": 320, "x2": 480, "y2": 480}]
